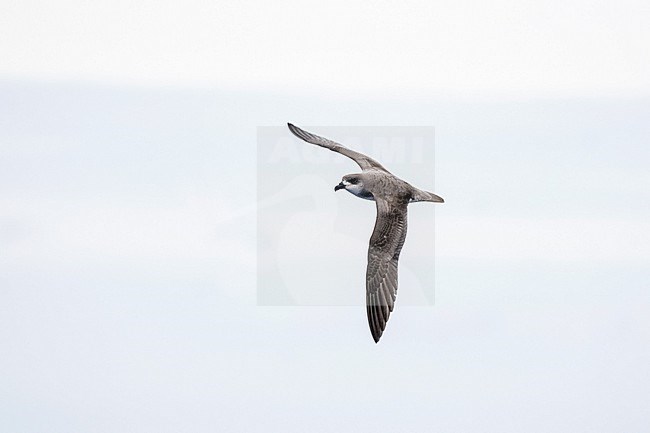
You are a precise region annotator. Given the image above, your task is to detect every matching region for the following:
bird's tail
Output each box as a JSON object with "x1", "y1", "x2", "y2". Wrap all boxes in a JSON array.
[{"x1": 410, "y1": 189, "x2": 444, "y2": 203}]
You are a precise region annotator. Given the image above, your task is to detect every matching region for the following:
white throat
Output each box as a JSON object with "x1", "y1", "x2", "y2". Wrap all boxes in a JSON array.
[{"x1": 345, "y1": 183, "x2": 374, "y2": 200}]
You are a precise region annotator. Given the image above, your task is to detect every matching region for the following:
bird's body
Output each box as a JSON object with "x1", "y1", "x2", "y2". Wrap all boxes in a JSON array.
[{"x1": 287, "y1": 123, "x2": 443, "y2": 342}]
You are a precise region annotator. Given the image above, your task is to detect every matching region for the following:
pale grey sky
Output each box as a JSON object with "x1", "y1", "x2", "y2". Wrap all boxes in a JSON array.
[
  {"x1": 1, "y1": 2, "x2": 650, "y2": 432},
  {"x1": 1, "y1": 0, "x2": 649, "y2": 96},
  {"x1": 1, "y1": 81, "x2": 649, "y2": 432}
]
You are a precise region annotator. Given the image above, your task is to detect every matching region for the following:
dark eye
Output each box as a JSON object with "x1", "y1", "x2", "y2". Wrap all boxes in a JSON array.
[{"x1": 349, "y1": 178, "x2": 358, "y2": 184}]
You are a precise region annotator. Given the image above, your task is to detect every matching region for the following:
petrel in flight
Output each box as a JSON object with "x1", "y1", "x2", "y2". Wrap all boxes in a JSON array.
[{"x1": 288, "y1": 123, "x2": 444, "y2": 343}]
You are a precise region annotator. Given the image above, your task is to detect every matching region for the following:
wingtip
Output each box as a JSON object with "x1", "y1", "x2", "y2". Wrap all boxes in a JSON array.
[
  {"x1": 287, "y1": 122, "x2": 302, "y2": 136},
  {"x1": 372, "y1": 328, "x2": 383, "y2": 343}
]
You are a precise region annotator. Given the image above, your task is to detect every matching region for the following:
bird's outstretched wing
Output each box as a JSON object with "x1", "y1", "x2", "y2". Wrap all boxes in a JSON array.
[
  {"x1": 287, "y1": 123, "x2": 389, "y2": 172},
  {"x1": 366, "y1": 197, "x2": 408, "y2": 343}
]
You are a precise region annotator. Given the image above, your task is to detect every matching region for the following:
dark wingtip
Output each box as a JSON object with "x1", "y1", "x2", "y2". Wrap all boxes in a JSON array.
[
  {"x1": 287, "y1": 122, "x2": 304, "y2": 138},
  {"x1": 371, "y1": 321, "x2": 383, "y2": 343},
  {"x1": 367, "y1": 304, "x2": 384, "y2": 343}
]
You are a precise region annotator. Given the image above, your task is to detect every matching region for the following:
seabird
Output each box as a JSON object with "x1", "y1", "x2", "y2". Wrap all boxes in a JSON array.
[{"x1": 287, "y1": 123, "x2": 444, "y2": 343}]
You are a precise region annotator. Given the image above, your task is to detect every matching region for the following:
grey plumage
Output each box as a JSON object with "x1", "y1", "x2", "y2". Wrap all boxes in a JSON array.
[{"x1": 287, "y1": 123, "x2": 444, "y2": 343}]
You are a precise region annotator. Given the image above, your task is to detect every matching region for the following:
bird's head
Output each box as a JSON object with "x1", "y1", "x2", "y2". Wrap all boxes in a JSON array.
[{"x1": 335, "y1": 175, "x2": 363, "y2": 194}]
